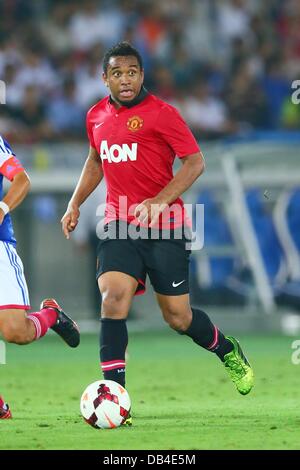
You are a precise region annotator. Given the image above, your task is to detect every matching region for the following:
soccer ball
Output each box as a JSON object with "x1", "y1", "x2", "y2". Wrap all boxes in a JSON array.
[{"x1": 80, "y1": 380, "x2": 131, "y2": 429}]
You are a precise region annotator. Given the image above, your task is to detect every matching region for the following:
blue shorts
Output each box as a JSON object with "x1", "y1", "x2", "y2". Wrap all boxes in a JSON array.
[{"x1": 0, "y1": 241, "x2": 30, "y2": 310}]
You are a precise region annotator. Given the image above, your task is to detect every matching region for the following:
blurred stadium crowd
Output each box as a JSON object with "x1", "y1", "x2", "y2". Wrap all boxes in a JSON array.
[{"x1": 0, "y1": 0, "x2": 300, "y2": 143}]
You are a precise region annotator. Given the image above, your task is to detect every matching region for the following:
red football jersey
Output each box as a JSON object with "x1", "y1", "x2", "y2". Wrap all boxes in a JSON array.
[{"x1": 86, "y1": 92, "x2": 200, "y2": 229}]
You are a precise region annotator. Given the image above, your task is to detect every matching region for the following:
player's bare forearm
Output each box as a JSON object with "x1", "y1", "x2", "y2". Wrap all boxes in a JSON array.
[
  {"x1": 154, "y1": 152, "x2": 205, "y2": 205},
  {"x1": 68, "y1": 146, "x2": 103, "y2": 209},
  {"x1": 61, "y1": 146, "x2": 103, "y2": 239},
  {"x1": 1, "y1": 171, "x2": 30, "y2": 212}
]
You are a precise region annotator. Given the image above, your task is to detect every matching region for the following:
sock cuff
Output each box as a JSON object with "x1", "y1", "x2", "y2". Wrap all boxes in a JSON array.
[
  {"x1": 101, "y1": 359, "x2": 126, "y2": 371},
  {"x1": 27, "y1": 314, "x2": 42, "y2": 339}
]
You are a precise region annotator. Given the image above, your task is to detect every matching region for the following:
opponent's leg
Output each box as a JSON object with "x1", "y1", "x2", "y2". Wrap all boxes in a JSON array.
[
  {"x1": 39, "y1": 299, "x2": 80, "y2": 347},
  {"x1": 0, "y1": 308, "x2": 55, "y2": 344},
  {"x1": 0, "y1": 302, "x2": 79, "y2": 347},
  {"x1": 0, "y1": 309, "x2": 52, "y2": 420},
  {"x1": 0, "y1": 303, "x2": 79, "y2": 420}
]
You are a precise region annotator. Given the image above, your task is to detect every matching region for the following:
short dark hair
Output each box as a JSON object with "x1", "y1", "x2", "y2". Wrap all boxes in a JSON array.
[{"x1": 103, "y1": 41, "x2": 143, "y2": 74}]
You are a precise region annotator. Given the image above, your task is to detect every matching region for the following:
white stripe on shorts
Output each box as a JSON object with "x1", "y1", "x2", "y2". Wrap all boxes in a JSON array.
[{"x1": 0, "y1": 241, "x2": 30, "y2": 308}]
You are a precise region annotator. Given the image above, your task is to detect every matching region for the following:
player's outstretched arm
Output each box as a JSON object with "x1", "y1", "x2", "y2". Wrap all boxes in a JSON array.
[
  {"x1": 61, "y1": 146, "x2": 103, "y2": 239},
  {"x1": 0, "y1": 171, "x2": 30, "y2": 225}
]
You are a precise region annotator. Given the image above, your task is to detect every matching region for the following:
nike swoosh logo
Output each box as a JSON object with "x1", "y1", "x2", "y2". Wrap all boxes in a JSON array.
[
  {"x1": 172, "y1": 280, "x2": 186, "y2": 287},
  {"x1": 95, "y1": 122, "x2": 104, "y2": 128}
]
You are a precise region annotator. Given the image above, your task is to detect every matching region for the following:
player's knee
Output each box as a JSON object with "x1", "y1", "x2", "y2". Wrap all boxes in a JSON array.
[
  {"x1": 101, "y1": 288, "x2": 129, "y2": 315},
  {"x1": 1, "y1": 321, "x2": 30, "y2": 344}
]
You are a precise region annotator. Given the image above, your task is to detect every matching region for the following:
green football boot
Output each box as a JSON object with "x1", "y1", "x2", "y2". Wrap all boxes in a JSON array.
[{"x1": 223, "y1": 336, "x2": 254, "y2": 395}]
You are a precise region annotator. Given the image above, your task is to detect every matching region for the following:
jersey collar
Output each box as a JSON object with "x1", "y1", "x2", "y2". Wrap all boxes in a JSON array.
[{"x1": 109, "y1": 86, "x2": 149, "y2": 110}]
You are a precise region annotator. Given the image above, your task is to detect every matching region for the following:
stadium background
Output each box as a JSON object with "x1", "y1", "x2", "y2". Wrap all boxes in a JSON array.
[{"x1": 1, "y1": 0, "x2": 300, "y2": 450}]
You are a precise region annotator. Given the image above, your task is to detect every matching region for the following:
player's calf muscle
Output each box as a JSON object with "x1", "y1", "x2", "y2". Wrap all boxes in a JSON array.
[
  {"x1": 0, "y1": 311, "x2": 35, "y2": 344},
  {"x1": 1, "y1": 328, "x2": 31, "y2": 344}
]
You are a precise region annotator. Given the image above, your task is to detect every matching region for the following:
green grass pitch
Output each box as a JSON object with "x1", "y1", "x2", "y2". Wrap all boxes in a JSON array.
[{"x1": 0, "y1": 331, "x2": 299, "y2": 450}]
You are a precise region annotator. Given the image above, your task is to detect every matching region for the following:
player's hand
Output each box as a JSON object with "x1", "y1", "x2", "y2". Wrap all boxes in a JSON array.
[
  {"x1": 0, "y1": 209, "x2": 4, "y2": 226},
  {"x1": 134, "y1": 198, "x2": 168, "y2": 227},
  {"x1": 61, "y1": 204, "x2": 80, "y2": 239}
]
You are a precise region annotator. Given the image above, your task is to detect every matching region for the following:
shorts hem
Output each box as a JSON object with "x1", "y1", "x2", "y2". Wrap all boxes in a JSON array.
[
  {"x1": 153, "y1": 288, "x2": 189, "y2": 296},
  {"x1": 0, "y1": 304, "x2": 31, "y2": 310},
  {"x1": 97, "y1": 269, "x2": 146, "y2": 296}
]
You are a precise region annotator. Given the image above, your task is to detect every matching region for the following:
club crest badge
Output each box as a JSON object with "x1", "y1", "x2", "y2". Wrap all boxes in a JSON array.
[{"x1": 127, "y1": 115, "x2": 144, "y2": 132}]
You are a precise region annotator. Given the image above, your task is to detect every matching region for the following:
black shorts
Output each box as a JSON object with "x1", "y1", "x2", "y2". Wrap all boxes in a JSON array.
[{"x1": 96, "y1": 221, "x2": 191, "y2": 296}]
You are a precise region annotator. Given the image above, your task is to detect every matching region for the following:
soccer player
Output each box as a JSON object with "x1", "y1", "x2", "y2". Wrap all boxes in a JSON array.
[
  {"x1": 61, "y1": 42, "x2": 254, "y2": 424},
  {"x1": 0, "y1": 135, "x2": 80, "y2": 419}
]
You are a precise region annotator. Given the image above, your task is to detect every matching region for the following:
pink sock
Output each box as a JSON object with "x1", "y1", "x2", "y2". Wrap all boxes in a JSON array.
[
  {"x1": 27, "y1": 308, "x2": 58, "y2": 340},
  {"x1": 0, "y1": 396, "x2": 5, "y2": 408}
]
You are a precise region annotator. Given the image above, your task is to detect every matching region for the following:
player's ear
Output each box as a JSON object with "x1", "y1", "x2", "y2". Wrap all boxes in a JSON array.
[{"x1": 102, "y1": 72, "x2": 109, "y2": 87}]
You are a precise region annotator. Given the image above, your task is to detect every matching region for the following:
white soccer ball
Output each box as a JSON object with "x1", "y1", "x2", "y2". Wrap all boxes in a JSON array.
[{"x1": 80, "y1": 380, "x2": 131, "y2": 429}]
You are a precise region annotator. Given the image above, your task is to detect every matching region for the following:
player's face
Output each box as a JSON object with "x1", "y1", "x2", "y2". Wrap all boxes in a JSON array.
[{"x1": 103, "y1": 56, "x2": 144, "y2": 106}]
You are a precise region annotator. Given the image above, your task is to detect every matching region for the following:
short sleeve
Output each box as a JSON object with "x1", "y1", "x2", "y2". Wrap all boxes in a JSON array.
[
  {"x1": 155, "y1": 105, "x2": 200, "y2": 158},
  {"x1": 0, "y1": 136, "x2": 24, "y2": 181},
  {"x1": 0, "y1": 155, "x2": 24, "y2": 181},
  {"x1": 86, "y1": 111, "x2": 96, "y2": 149}
]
